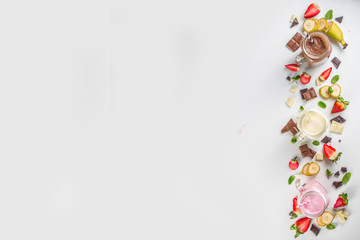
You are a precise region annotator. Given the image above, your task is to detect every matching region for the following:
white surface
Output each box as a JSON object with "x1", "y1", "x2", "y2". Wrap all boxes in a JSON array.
[{"x1": 0, "y1": 0, "x2": 359, "y2": 239}]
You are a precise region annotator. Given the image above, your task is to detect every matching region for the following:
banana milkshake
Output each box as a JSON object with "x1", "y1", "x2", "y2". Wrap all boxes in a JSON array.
[{"x1": 298, "y1": 110, "x2": 328, "y2": 140}]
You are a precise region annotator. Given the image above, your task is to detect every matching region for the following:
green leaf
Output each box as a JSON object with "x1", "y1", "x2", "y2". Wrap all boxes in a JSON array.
[
  {"x1": 342, "y1": 172, "x2": 351, "y2": 184},
  {"x1": 331, "y1": 75, "x2": 339, "y2": 84},
  {"x1": 290, "y1": 212, "x2": 298, "y2": 219},
  {"x1": 326, "y1": 169, "x2": 333, "y2": 177},
  {"x1": 291, "y1": 136, "x2": 297, "y2": 144},
  {"x1": 299, "y1": 106, "x2": 304, "y2": 111},
  {"x1": 312, "y1": 140, "x2": 320, "y2": 146},
  {"x1": 288, "y1": 175, "x2": 295, "y2": 185},
  {"x1": 326, "y1": 223, "x2": 336, "y2": 230},
  {"x1": 290, "y1": 224, "x2": 296, "y2": 230},
  {"x1": 325, "y1": 10, "x2": 333, "y2": 20},
  {"x1": 328, "y1": 87, "x2": 334, "y2": 93},
  {"x1": 292, "y1": 75, "x2": 300, "y2": 80},
  {"x1": 318, "y1": 101, "x2": 327, "y2": 108}
]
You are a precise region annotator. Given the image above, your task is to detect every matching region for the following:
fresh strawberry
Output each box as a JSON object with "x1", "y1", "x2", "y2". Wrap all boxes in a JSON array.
[
  {"x1": 285, "y1": 64, "x2": 300, "y2": 72},
  {"x1": 291, "y1": 217, "x2": 311, "y2": 238},
  {"x1": 323, "y1": 144, "x2": 342, "y2": 163},
  {"x1": 334, "y1": 193, "x2": 348, "y2": 208},
  {"x1": 331, "y1": 97, "x2": 349, "y2": 113},
  {"x1": 293, "y1": 197, "x2": 302, "y2": 214},
  {"x1": 319, "y1": 67, "x2": 332, "y2": 81},
  {"x1": 300, "y1": 72, "x2": 311, "y2": 84},
  {"x1": 289, "y1": 157, "x2": 299, "y2": 170},
  {"x1": 304, "y1": 3, "x2": 321, "y2": 18}
]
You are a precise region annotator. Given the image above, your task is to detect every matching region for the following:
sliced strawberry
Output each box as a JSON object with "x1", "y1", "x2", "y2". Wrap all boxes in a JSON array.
[
  {"x1": 334, "y1": 193, "x2": 348, "y2": 208},
  {"x1": 300, "y1": 72, "x2": 311, "y2": 84},
  {"x1": 304, "y1": 3, "x2": 321, "y2": 18},
  {"x1": 293, "y1": 197, "x2": 302, "y2": 214},
  {"x1": 319, "y1": 67, "x2": 332, "y2": 81},
  {"x1": 331, "y1": 97, "x2": 349, "y2": 113},
  {"x1": 323, "y1": 144, "x2": 342, "y2": 163},
  {"x1": 291, "y1": 217, "x2": 311, "y2": 238},
  {"x1": 289, "y1": 157, "x2": 299, "y2": 170},
  {"x1": 285, "y1": 64, "x2": 300, "y2": 72}
]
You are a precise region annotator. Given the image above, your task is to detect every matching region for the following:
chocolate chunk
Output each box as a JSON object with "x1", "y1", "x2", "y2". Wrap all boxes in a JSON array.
[
  {"x1": 333, "y1": 181, "x2": 343, "y2": 189},
  {"x1": 309, "y1": 149, "x2": 316, "y2": 159},
  {"x1": 334, "y1": 171, "x2": 340, "y2": 177},
  {"x1": 321, "y1": 136, "x2": 332, "y2": 144},
  {"x1": 335, "y1": 16, "x2": 343, "y2": 23},
  {"x1": 290, "y1": 126, "x2": 300, "y2": 135},
  {"x1": 291, "y1": 18, "x2": 299, "y2": 28},
  {"x1": 300, "y1": 88, "x2": 308, "y2": 99},
  {"x1": 331, "y1": 57, "x2": 341, "y2": 69},
  {"x1": 286, "y1": 32, "x2": 304, "y2": 52},
  {"x1": 339, "y1": 139, "x2": 342, "y2": 142},
  {"x1": 343, "y1": 43, "x2": 348, "y2": 49},
  {"x1": 287, "y1": 76, "x2": 291, "y2": 81},
  {"x1": 299, "y1": 144, "x2": 316, "y2": 158},
  {"x1": 303, "y1": 87, "x2": 317, "y2": 101},
  {"x1": 281, "y1": 119, "x2": 299, "y2": 136},
  {"x1": 330, "y1": 115, "x2": 346, "y2": 123},
  {"x1": 310, "y1": 224, "x2": 320, "y2": 236},
  {"x1": 341, "y1": 167, "x2": 347, "y2": 173}
]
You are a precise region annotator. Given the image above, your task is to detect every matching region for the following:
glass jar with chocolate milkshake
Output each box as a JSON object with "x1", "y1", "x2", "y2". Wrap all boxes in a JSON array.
[{"x1": 296, "y1": 32, "x2": 332, "y2": 66}]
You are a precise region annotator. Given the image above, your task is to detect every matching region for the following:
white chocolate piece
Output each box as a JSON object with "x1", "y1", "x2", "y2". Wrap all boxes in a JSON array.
[
  {"x1": 316, "y1": 152, "x2": 323, "y2": 161},
  {"x1": 286, "y1": 97, "x2": 295, "y2": 107},
  {"x1": 335, "y1": 210, "x2": 349, "y2": 223},
  {"x1": 316, "y1": 77, "x2": 323, "y2": 86},
  {"x1": 330, "y1": 121, "x2": 344, "y2": 134},
  {"x1": 290, "y1": 86, "x2": 298, "y2": 93},
  {"x1": 290, "y1": 14, "x2": 301, "y2": 23}
]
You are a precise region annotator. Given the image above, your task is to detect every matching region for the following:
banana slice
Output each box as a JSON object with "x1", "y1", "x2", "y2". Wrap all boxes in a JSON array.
[
  {"x1": 321, "y1": 211, "x2": 335, "y2": 225},
  {"x1": 316, "y1": 216, "x2": 326, "y2": 227},
  {"x1": 308, "y1": 162, "x2": 320, "y2": 175},
  {"x1": 318, "y1": 18, "x2": 329, "y2": 32},
  {"x1": 303, "y1": 19, "x2": 319, "y2": 33},
  {"x1": 302, "y1": 163, "x2": 311, "y2": 176},
  {"x1": 330, "y1": 84, "x2": 341, "y2": 98},
  {"x1": 319, "y1": 85, "x2": 331, "y2": 99}
]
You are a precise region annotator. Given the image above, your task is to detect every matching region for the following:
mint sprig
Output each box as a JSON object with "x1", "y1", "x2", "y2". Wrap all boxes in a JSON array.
[{"x1": 325, "y1": 10, "x2": 333, "y2": 20}]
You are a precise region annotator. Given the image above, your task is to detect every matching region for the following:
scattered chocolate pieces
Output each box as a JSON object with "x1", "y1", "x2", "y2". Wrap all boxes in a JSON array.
[
  {"x1": 281, "y1": 119, "x2": 299, "y2": 135},
  {"x1": 321, "y1": 136, "x2": 332, "y2": 144},
  {"x1": 334, "y1": 171, "x2": 340, "y2": 177},
  {"x1": 331, "y1": 57, "x2": 341, "y2": 69},
  {"x1": 330, "y1": 115, "x2": 346, "y2": 123},
  {"x1": 335, "y1": 16, "x2": 343, "y2": 23},
  {"x1": 302, "y1": 87, "x2": 317, "y2": 101},
  {"x1": 333, "y1": 181, "x2": 343, "y2": 189},
  {"x1": 286, "y1": 32, "x2": 304, "y2": 52},
  {"x1": 341, "y1": 167, "x2": 348, "y2": 173},
  {"x1": 299, "y1": 144, "x2": 316, "y2": 159},
  {"x1": 310, "y1": 224, "x2": 320, "y2": 236},
  {"x1": 291, "y1": 18, "x2": 299, "y2": 28},
  {"x1": 286, "y1": 76, "x2": 291, "y2": 81},
  {"x1": 300, "y1": 88, "x2": 308, "y2": 99}
]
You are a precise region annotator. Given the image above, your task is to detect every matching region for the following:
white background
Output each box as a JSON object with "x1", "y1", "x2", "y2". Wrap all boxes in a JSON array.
[{"x1": 0, "y1": 0, "x2": 359, "y2": 239}]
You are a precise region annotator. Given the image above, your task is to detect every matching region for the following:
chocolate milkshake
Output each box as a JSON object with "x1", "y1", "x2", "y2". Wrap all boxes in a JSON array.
[{"x1": 296, "y1": 32, "x2": 332, "y2": 66}]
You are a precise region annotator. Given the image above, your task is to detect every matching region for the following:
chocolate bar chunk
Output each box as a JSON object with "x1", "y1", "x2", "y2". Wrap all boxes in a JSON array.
[
  {"x1": 335, "y1": 16, "x2": 343, "y2": 23},
  {"x1": 300, "y1": 88, "x2": 308, "y2": 99},
  {"x1": 286, "y1": 32, "x2": 304, "y2": 52},
  {"x1": 286, "y1": 76, "x2": 291, "y2": 81},
  {"x1": 333, "y1": 181, "x2": 343, "y2": 189},
  {"x1": 310, "y1": 224, "x2": 320, "y2": 236},
  {"x1": 334, "y1": 171, "x2": 340, "y2": 177},
  {"x1": 299, "y1": 144, "x2": 316, "y2": 159},
  {"x1": 309, "y1": 149, "x2": 316, "y2": 159},
  {"x1": 341, "y1": 167, "x2": 347, "y2": 173},
  {"x1": 332, "y1": 57, "x2": 341, "y2": 69},
  {"x1": 321, "y1": 136, "x2": 332, "y2": 144},
  {"x1": 303, "y1": 87, "x2": 317, "y2": 101},
  {"x1": 330, "y1": 115, "x2": 346, "y2": 123},
  {"x1": 281, "y1": 119, "x2": 299, "y2": 135},
  {"x1": 290, "y1": 18, "x2": 299, "y2": 28}
]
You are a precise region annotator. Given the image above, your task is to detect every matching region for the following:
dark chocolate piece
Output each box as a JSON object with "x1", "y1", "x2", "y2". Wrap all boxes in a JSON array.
[
  {"x1": 303, "y1": 87, "x2": 317, "y2": 101},
  {"x1": 310, "y1": 224, "x2": 320, "y2": 236},
  {"x1": 281, "y1": 119, "x2": 299, "y2": 136},
  {"x1": 309, "y1": 149, "x2": 316, "y2": 159},
  {"x1": 339, "y1": 139, "x2": 342, "y2": 142},
  {"x1": 291, "y1": 18, "x2": 299, "y2": 28},
  {"x1": 333, "y1": 181, "x2": 343, "y2": 189},
  {"x1": 321, "y1": 136, "x2": 332, "y2": 144},
  {"x1": 335, "y1": 16, "x2": 343, "y2": 23},
  {"x1": 343, "y1": 43, "x2": 348, "y2": 49},
  {"x1": 341, "y1": 167, "x2": 347, "y2": 173},
  {"x1": 330, "y1": 115, "x2": 346, "y2": 123},
  {"x1": 331, "y1": 57, "x2": 341, "y2": 69},
  {"x1": 286, "y1": 32, "x2": 304, "y2": 52},
  {"x1": 287, "y1": 76, "x2": 291, "y2": 81},
  {"x1": 300, "y1": 88, "x2": 308, "y2": 99},
  {"x1": 334, "y1": 171, "x2": 340, "y2": 177}
]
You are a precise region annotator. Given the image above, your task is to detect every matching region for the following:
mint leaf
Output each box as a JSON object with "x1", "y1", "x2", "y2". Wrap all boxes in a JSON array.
[
  {"x1": 331, "y1": 75, "x2": 339, "y2": 84},
  {"x1": 318, "y1": 101, "x2": 327, "y2": 108},
  {"x1": 325, "y1": 10, "x2": 333, "y2": 20},
  {"x1": 326, "y1": 223, "x2": 336, "y2": 230},
  {"x1": 312, "y1": 140, "x2": 320, "y2": 146},
  {"x1": 328, "y1": 87, "x2": 334, "y2": 93},
  {"x1": 292, "y1": 75, "x2": 300, "y2": 81},
  {"x1": 342, "y1": 172, "x2": 351, "y2": 184},
  {"x1": 299, "y1": 106, "x2": 304, "y2": 111},
  {"x1": 291, "y1": 136, "x2": 297, "y2": 144},
  {"x1": 288, "y1": 175, "x2": 295, "y2": 185},
  {"x1": 326, "y1": 169, "x2": 333, "y2": 177},
  {"x1": 290, "y1": 224, "x2": 296, "y2": 230}
]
